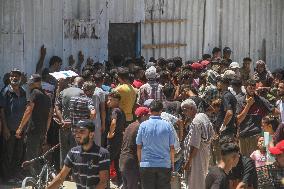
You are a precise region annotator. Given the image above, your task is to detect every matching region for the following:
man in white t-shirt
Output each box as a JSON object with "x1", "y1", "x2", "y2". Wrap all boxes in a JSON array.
[{"x1": 276, "y1": 81, "x2": 284, "y2": 123}]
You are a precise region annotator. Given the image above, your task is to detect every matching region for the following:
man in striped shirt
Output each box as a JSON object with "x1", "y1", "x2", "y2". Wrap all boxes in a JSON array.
[{"x1": 47, "y1": 119, "x2": 110, "y2": 189}]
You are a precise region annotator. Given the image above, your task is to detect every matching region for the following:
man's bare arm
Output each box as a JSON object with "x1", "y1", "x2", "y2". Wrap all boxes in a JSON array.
[
  {"x1": 96, "y1": 170, "x2": 109, "y2": 189},
  {"x1": 100, "y1": 102, "x2": 106, "y2": 133},
  {"x1": 170, "y1": 145, "x2": 175, "y2": 171},
  {"x1": 15, "y1": 102, "x2": 35, "y2": 138},
  {"x1": 36, "y1": 45, "x2": 46, "y2": 74},
  {"x1": 137, "y1": 144, "x2": 142, "y2": 163},
  {"x1": 107, "y1": 118, "x2": 116, "y2": 139},
  {"x1": 46, "y1": 165, "x2": 71, "y2": 189}
]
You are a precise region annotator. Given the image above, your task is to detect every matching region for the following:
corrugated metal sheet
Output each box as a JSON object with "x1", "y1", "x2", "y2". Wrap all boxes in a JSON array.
[
  {"x1": 142, "y1": 0, "x2": 205, "y2": 61},
  {"x1": 141, "y1": 0, "x2": 284, "y2": 70},
  {"x1": 63, "y1": 0, "x2": 109, "y2": 65},
  {"x1": 249, "y1": 0, "x2": 284, "y2": 70},
  {"x1": 108, "y1": 0, "x2": 145, "y2": 23}
]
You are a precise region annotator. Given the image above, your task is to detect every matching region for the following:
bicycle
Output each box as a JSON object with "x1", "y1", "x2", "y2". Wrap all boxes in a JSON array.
[{"x1": 21, "y1": 143, "x2": 63, "y2": 189}]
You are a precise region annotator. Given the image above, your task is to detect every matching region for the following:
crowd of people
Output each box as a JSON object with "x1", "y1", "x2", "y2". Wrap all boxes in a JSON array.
[{"x1": 0, "y1": 45, "x2": 284, "y2": 189}]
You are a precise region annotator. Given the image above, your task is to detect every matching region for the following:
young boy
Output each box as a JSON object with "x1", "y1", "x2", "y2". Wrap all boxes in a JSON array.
[
  {"x1": 205, "y1": 143, "x2": 240, "y2": 189},
  {"x1": 107, "y1": 91, "x2": 126, "y2": 187}
]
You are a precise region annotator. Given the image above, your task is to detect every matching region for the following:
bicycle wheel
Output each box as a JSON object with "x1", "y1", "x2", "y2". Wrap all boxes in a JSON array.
[{"x1": 22, "y1": 177, "x2": 38, "y2": 189}]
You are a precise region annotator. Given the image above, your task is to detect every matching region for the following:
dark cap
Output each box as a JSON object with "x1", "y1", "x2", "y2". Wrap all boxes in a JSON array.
[
  {"x1": 73, "y1": 119, "x2": 95, "y2": 132},
  {"x1": 223, "y1": 47, "x2": 232, "y2": 53},
  {"x1": 27, "y1": 74, "x2": 41, "y2": 85},
  {"x1": 10, "y1": 68, "x2": 22, "y2": 76}
]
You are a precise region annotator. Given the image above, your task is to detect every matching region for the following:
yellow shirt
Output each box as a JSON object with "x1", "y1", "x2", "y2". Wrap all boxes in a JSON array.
[{"x1": 115, "y1": 84, "x2": 137, "y2": 122}]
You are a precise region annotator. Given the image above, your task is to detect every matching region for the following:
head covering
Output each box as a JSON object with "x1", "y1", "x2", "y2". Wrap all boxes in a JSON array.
[
  {"x1": 269, "y1": 140, "x2": 284, "y2": 155},
  {"x1": 207, "y1": 70, "x2": 219, "y2": 85},
  {"x1": 143, "y1": 99, "x2": 154, "y2": 108},
  {"x1": 73, "y1": 119, "x2": 95, "y2": 131},
  {"x1": 223, "y1": 47, "x2": 232, "y2": 53},
  {"x1": 135, "y1": 107, "x2": 150, "y2": 117},
  {"x1": 28, "y1": 74, "x2": 41, "y2": 85},
  {"x1": 146, "y1": 62, "x2": 155, "y2": 69},
  {"x1": 191, "y1": 62, "x2": 204, "y2": 70},
  {"x1": 145, "y1": 66, "x2": 157, "y2": 79},
  {"x1": 161, "y1": 112, "x2": 178, "y2": 126},
  {"x1": 200, "y1": 60, "x2": 210, "y2": 67},
  {"x1": 10, "y1": 68, "x2": 22, "y2": 76},
  {"x1": 229, "y1": 62, "x2": 240, "y2": 69},
  {"x1": 222, "y1": 70, "x2": 236, "y2": 80}
]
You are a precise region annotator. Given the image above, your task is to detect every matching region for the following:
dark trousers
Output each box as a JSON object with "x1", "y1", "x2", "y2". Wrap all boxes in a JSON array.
[
  {"x1": 113, "y1": 157, "x2": 122, "y2": 185},
  {"x1": 122, "y1": 168, "x2": 140, "y2": 189},
  {"x1": 139, "y1": 167, "x2": 171, "y2": 189},
  {"x1": 25, "y1": 133, "x2": 44, "y2": 176},
  {"x1": 1, "y1": 131, "x2": 25, "y2": 179}
]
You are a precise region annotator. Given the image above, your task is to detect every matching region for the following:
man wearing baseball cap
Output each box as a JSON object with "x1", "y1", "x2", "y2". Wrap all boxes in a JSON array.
[
  {"x1": 1, "y1": 68, "x2": 27, "y2": 181},
  {"x1": 223, "y1": 47, "x2": 233, "y2": 65},
  {"x1": 120, "y1": 107, "x2": 150, "y2": 189},
  {"x1": 16, "y1": 74, "x2": 52, "y2": 175}
]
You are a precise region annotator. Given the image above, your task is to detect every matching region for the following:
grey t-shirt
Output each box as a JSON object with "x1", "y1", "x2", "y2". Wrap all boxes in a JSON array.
[{"x1": 56, "y1": 86, "x2": 84, "y2": 121}]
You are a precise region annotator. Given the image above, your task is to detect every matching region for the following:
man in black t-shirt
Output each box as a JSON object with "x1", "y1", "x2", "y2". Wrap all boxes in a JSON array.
[
  {"x1": 206, "y1": 143, "x2": 240, "y2": 189},
  {"x1": 162, "y1": 84, "x2": 181, "y2": 117},
  {"x1": 236, "y1": 79, "x2": 273, "y2": 157},
  {"x1": 107, "y1": 91, "x2": 126, "y2": 186},
  {"x1": 16, "y1": 74, "x2": 52, "y2": 175},
  {"x1": 216, "y1": 76, "x2": 237, "y2": 138}
]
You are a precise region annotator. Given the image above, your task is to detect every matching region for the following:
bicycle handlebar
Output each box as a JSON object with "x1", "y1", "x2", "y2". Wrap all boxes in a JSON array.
[{"x1": 22, "y1": 143, "x2": 60, "y2": 168}]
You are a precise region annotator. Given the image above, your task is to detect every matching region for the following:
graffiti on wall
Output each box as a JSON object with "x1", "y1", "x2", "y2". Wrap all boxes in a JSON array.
[{"x1": 64, "y1": 19, "x2": 99, "y2": 40}]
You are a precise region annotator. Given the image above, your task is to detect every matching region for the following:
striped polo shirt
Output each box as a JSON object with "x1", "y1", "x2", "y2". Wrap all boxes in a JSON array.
[
  {"x1": 64, "y1": 142, "x2": 110, "y2": 188},
  {"x1": 69, "y1": 95, "x2": 95, "y2": 124}
]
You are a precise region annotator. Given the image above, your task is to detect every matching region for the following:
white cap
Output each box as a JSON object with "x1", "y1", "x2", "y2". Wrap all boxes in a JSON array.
[
  {"x1": 221, "y1": 70, "x2": 236, "y2": 80},
  {"x1": 145, "y1": 66, "x2": 157, "y2": 79},
  {"x1": 229, "y1": 62, "x2": 240, "y2": 69}
]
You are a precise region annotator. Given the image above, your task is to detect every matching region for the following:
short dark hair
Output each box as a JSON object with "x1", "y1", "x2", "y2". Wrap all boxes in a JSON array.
[
  {"x1": 117, "y1": 67, "x2": 130, "y2": 81},
  {"x1": 81, "y1": 70, "x2": 92, "y2": 80},
  {"x1": 108, "y1": 91, "x2": 121, "y2": 101},
  {"x1": 173, "y1": 57, "x2": 183, "y2": 68},
  {"x1": 157, "y1": 57, "x2": 168, "y2": 67},
  {"x1": 49, "y1": 56, "x2": 62, "y2": 67},
  {"x1": 243, "y1": 57, "x2": 252, "y2": 62},
  {"x1": 202, "y1": 54, "x2": 211, "y2": 60},
  {"x1": 162, "y1": 84, "x2": 175, "y2": 99},
  {"x1": 231, "y1": 79, "x2": 242, "y2": 87},
  {"x1": 149, "y1": 100, "x2": 163, "y2": 112},
  {"x1": 220, "y1": 143, "x2": 240, "y2": 156},
  {"x1": 262, "y1": 116, "x2": 279, "y2": 132},
  {"x1": 216, "y1": 76, "x2": 230, "y2": 85},
  {"x1": 219, "y1": 135, "x2": 238, "y2": 145},
  {"x1": 212, "y1": 47, "x2": 221, "y2": 54},
  {"x1": 93, "y1": 72, "x2": 104, "y2": 82},
  {"x1": 245, "y1": 79, "x2": 256, "y2": 86}
]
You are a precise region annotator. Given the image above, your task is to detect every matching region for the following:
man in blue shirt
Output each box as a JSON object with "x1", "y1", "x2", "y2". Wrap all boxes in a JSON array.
[
  {"x1": 136, "y1": 100, "x2": 175, "y2": 189},
  {"x1": 1, "y1": 69, "x2": 27, "y2": 182}
]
